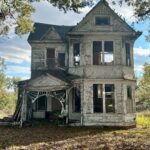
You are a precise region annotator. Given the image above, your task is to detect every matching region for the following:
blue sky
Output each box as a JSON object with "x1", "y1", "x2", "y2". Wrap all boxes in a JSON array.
[{"x1": 0, "y1": 0, "x2": 150, "y2": 79}]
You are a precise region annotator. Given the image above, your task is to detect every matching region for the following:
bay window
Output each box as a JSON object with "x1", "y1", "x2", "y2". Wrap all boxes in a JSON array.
[{"x1": 93, "y1": 84, "x2": 115, "y2": 113}]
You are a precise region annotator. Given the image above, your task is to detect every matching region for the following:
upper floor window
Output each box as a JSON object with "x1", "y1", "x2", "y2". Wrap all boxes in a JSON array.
[
  {"x1": 73, "y1": 43, "x2": 80, "y2": 66},
  {"x1": 95, "y1": 16, "x2": 110, "y2": 25},
  {"x1": 127, "y1": 86, "x2": 132, "y2": 99},
  {"x1": 47, "y1": 48, "x2": 55, "y2": 68},
  {"x1": 125, "y1": 43, "x2": 131, "y2": 66},
  {"x1": 93, "y1": 41, "x2": 114, "y2": 65},
  {"x1": 58, "y1": 53, "x2": 65, "y2": 68}
]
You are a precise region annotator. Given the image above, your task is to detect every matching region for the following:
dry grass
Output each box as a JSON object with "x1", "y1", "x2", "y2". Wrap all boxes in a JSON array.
[
  {"x1": 0, "y1": 120, "x2": 150, "y2": 150},
  {"x1": 0, "y1": 111, "x2": 8, "y2": 119}
]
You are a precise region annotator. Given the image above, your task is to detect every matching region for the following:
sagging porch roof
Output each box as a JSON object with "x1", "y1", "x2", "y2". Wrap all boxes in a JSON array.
[{"x1": 18, "y1": 70, "x2": 80, "y2": 91}]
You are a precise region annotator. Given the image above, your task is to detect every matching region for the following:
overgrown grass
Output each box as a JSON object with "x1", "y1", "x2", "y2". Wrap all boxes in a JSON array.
[
  {"x1": 136, "y1": 111, "x2": 150, "y2": 128},
  {"x1": 0, "y1": 110, "x2": 8, "y2": 119}
]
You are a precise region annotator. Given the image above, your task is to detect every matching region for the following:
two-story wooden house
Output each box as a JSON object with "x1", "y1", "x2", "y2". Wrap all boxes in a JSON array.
[{"x1": 15, "y1": 0, "x2": 141, "y2": 127}]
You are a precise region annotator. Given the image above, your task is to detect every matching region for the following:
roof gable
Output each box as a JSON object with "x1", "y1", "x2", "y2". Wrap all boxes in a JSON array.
[
  {"x1": 27, "y1": 73, "x2": 69, "y2": 90},
  {"x1": 41, "y1": 26, "x2": 62, "y2": 41},
  {"x1": 72, "y1": 0, "x2": 135, "y2": 33},
  {"x1": 28, "y1": 23, "x2": 74, "y2": 42}
]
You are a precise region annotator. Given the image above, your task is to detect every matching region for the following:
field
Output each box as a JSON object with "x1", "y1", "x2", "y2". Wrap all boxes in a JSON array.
[{"x1": 0, "y1": 112, "x2": 150, "y2": 150}]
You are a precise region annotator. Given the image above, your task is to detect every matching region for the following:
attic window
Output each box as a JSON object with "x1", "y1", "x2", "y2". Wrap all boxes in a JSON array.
[{"x1": 95, "y1": 16, "x2": 110, "y2": 25}]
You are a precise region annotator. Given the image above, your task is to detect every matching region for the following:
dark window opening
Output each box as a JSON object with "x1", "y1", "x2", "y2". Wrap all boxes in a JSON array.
[
  {"x1": 105, "y1": 84, "x2": 115, "y2": 113},
  {"x1": 104, "y1": 41, "x2": 114, "y2": 64},
  {"x1": 125, "y1": 43, "x2": 131, "y2": 66},
  {"x1": 127, "y1": 86, "x2": 132, "y2": 99},
  {"x1": 73, "y1": 86, "x2": 81, "y2": 112},
  {"x1": 58, "y1": 53, "x2": 65, "y2": 67},
  {"x1": 93, "y1": 84, "x2": 103, "y2": 113},
  {"x1": 47, "y1": 48, "x2": 55, "y2": 68},
  {"x1": 73, "y1": 43, "x2": 80, "y2": 66},
  {"x1": 95, "y1": 17, "x2": 110, "y2": 25},
  {"x1": 93, "y1": 41, "x2": 102, "y2": 65},
  {"x1": 36, "y1": 96, "x2": 47, "y2": 111}
]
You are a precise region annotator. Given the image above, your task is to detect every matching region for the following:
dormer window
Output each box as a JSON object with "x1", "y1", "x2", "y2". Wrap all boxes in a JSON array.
[{"x1": 95, "y1": 16, "x2": 110, "y2": 25}]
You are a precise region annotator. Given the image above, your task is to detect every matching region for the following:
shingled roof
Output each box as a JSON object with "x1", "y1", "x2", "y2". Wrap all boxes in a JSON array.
[{"x1": 28, "y1": 22, "x2": 75, "y2": 42}]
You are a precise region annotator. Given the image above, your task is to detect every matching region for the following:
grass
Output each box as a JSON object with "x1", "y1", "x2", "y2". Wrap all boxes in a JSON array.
[
  {"x1": 136, "y1": 110, "x2": 150, "y2": 128},
  {"x1": 0, "y1": 112, "x2": 150, "y2": 149},
  {"x1": 0, "y1": 111, "x2": 8, "y2": 119}
]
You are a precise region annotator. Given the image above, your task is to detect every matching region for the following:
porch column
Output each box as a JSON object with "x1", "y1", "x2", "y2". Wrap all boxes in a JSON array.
[
  {"x1": 66, "y1": 89, "x2": 69, "y2": 124},
  {"x1": 20, "y1": 90, "x2": 27, "y2": 127}
]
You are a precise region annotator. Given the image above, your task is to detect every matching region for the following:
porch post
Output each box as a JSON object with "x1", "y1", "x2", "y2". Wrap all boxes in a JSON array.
[
  {"x1": 66, "y1": 89, "x2": 69, "y2": 124},
  {"x1": 20, "y1": 90, "x2": 27, "y2": 127}
]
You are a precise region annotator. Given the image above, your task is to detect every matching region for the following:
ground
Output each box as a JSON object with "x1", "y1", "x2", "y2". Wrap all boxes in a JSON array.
[{"x1": 0, "y1": 112, "x2": 150, "y2": 150}]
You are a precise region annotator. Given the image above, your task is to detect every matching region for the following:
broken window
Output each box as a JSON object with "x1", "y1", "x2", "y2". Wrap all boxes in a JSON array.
[
  {"x1": 125, "y1": 43, "x2": 131, "y2": 66},
  {"x1": 93, "y1": 41, "x2": 102, "y2": 65},
  {"x1": 104, "y1": 41, "x2": 114, "y2": 64},
  {"x1": 73, "y1": 43, "x2": 80, "y2": 66},
  {"x1": 58, "y1": 53, "x2": 65, "y2": 67},
  {"x1": 93, "y1": 84, "x2": 103, "y2": 113},
  {"x1": 36, "y1": 96, "x2": 47, "y2": 111},
  {"x1": 95, "y1": 16, "x2": 110, "y2": 25},
  {"x1": 127, "y1": 86, "x2": 132, "y2": 99},
  {"x1": 93, "y1": 41, "x2": 114, "y2": 65},
  {"x1": 105, "y1": 84, "x2": 115, "y2": 113},
  {"x1": 47, "y1": 48, "x2": 55, "y2": 68},
  {"x1": 73, "y1": 86, "x2": 81, "y2": 112}
]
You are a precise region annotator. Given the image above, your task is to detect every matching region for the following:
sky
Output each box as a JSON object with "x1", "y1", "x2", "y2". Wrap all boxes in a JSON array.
[{"x1": 0, "y1": 0, "x2": 150, "y2": 80}]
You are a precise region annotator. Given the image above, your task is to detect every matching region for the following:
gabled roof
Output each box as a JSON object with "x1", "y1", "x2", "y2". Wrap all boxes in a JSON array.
[
  {"x1": 28, "y1": 23, "x2": 74, "y2": 42},
  {"x1": 31, "y1": 69, "x2": 80, "y2": 83}
]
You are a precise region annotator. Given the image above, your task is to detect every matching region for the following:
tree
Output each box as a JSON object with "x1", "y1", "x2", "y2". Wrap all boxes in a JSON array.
[
  {"x1": 0, "y1": 57, "x2": 20, "y2": 116},
  {"x1": 0, "y1": 0, "x2": 149, "y2": 36},
  {"x1": 135, "y1": 63, "x2": 150, "y2": 107}
]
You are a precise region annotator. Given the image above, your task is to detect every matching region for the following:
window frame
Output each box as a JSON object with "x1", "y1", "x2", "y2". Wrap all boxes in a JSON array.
[
  {"x1": 73, "y1": 43, "x2": 80, "y2": 66},
  {"x1": 93, "y1": 40, "x2": 114, "y2": 65},
  {"x1": 125, "y1": 43, "x2": 131, "y2": 66},
  {"x1": 93, "y1": 84, "x2": 115, "y2": 113},
  {"x1": 127, "y1": 86, "x2": 132, "y2": 100},
  {"x1": 95, "y1": 16, "x2": 110, "y2": 26}
]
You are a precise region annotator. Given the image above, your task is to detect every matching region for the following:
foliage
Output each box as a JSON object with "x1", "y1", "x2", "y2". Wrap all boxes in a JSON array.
[
  {"x1": 0, "y1": 57, "x2": 20, "y2": 115},
  {"x1": 136, "y1": 111, "x2": 150, "y2": 128},
  {"x1": 0, "y1": 0, "x2": 92, "y2": 35},
  {"x1": 0, "y1": 0, "x2": 150, "y2": 36},
  {"x1": 135, "y1": 63, "x2": 150, "y2": 106}
]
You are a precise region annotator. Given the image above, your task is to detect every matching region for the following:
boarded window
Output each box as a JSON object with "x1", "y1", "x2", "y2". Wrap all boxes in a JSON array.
[
  {"x1": 36, "y1": 96, "x2": 47, "y2": 111},
  {"x1": 93, "y1": 84, "x2": 103, "y2": 113},
  {"x1": 47, "y1": 48, "x2": 55, "y2": 67},
  {"x1": 95, "y1": 17, "x2": 110, "y2": 25},
  {"x1": 104, "y1": 41, "x2": 114, "y2": 64},
  {"x1": 93, "y1": 41, "x2": 102, "y2": 65},
  {"x1": 73, "y1": 43, "x2": 80, "y2": 66},
  {"x1": 105, "y1": 84, "x2": 115, "y2": 113},
  {"x1": 125, "y1": 43, "x2": 131, "y2": 66},
  {"x1": 58, "y1": 53, "x2": 65, "y2": 67},
  {"x1": 127, "y1": 86, "x2": 132, "y2": 99},
  {"x1": 73, "y1": 86, "x2": 81, "y2": 112}
]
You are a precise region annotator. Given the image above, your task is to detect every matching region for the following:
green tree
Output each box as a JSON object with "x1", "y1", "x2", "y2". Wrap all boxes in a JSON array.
[
  {"x1": 0, "y1": 57, "x2": 20, "y2": 116},
  {"x1": 135, "y1": 63, "x2": 150, "y2": 106},
  {"x1": 0, "y1": 0, "x2": 149, "y2": 36}
]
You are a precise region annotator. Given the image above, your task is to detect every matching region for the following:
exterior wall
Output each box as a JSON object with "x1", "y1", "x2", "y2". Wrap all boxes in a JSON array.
[
  {"x1": 68, "y1": 35, "x2": 135, "y2": 79},
  {"x1": 79, "y1": 79, "x2": 136, "y2": 126},
  {"x1": 30, "y1": 42, "x2": 67, "y2": 70}
]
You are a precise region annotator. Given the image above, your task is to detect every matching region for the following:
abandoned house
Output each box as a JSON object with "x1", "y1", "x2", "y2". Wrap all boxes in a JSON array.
[{"x1": 14, "y1": 0, "x2": 141, "y2": 127}]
